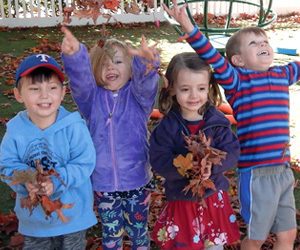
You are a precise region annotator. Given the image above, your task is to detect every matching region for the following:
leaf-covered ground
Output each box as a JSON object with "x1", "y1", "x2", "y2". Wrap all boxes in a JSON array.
[{"x1": 1, "y1": 12, "x2": 300, "y2": 249}]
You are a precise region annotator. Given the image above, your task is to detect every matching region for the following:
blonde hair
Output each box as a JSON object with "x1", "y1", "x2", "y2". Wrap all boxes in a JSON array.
[
  {"x1": 89, "y1": 38, "x2": 133, "y2": 87},
  {"x1": 159, "y1": 52, "x2": 222, "y2": 115},
  {"x1": 225, "y1": 26, "x2": 268, "y2": 65}
]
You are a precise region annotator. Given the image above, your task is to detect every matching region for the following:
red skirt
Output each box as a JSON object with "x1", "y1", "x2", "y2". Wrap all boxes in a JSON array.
[{"x1": 151, "y1": 190, "x2": 240, "y2": 250}]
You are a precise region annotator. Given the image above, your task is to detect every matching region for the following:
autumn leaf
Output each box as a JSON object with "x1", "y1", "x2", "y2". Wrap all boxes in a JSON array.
[
  {"x1": 173, "y1": 153, "x2": 193, "y2": 176},
  {"x1": 9, "y1": 234, "x2": 24, "y2": 247},
  {"x1": 0, "y1": 211, "x2": 18, "y2": 234},
  {"x1": 9, "y1": 169, "x2": 37, "y2": 186},
  {"x1": 63, "y1": 6, "x2": 74, "y2": 24},
  {"x1": 40, "y1": 195, "x2": 73, "y2": 222},
  {"x1": 124, "y1": 2, "x2": 140, "y2": 14},
  {"x1": 103, "y1": 0, "x2": 120, "y2": 11},
  {"x1": 174, "y1": 131, "x2": 227, "y2": 200},
  {"x1": 1, "y1": 161, "x2": 71, "y2": 222}
]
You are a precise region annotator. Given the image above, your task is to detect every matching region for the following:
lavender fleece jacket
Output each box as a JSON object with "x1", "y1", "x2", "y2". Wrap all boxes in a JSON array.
[{"x1": 62, "y1": 44, "x2": 160, "y2": 192}]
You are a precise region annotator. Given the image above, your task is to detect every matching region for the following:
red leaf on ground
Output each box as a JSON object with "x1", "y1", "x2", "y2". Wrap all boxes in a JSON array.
[{"x1": 9, "y1": 234, "x2": 24, "y2": 247}]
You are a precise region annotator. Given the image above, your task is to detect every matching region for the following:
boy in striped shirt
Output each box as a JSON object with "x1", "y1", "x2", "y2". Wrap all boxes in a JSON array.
[{"x1": 163, "y1": 1, "x2": 300, "y2": 249}]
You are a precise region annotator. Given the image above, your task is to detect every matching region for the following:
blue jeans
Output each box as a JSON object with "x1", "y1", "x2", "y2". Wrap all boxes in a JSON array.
[{"x1": 23, "y1": 230, "x2": 86, "y2": 250}]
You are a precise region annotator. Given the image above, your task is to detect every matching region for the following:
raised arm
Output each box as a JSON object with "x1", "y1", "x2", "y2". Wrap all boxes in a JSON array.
[
  {"x1": 61, "y1": 26, "x2": 80, "y2": 55},
  {"x1": 129, "y1": 35, "x2": 160, "y2": 114},
  {"x1": 164, "y1": 0, "x2": 240, "y2": 100},
  {"x1": 162, "y1": 0, "x2": 194, "y2": 33},
  {"x1": 61, "y1": 27, "x2": 97, "y2": 120}
]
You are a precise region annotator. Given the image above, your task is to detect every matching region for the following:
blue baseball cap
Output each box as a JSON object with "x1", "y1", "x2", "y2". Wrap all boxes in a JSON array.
[{"x1": 15, "y1": 54, "x2": 65, "y2": 86}]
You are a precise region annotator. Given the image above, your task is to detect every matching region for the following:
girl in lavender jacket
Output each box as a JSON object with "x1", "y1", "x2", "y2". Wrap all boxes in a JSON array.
[{"x1": 61, "y1": 27, "x2": 160, "y2": 250}]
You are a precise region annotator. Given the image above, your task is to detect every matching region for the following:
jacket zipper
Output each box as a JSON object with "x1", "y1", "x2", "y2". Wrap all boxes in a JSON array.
[{"x1": 105, "y1": 91, "x2": 119, "y2": 190}]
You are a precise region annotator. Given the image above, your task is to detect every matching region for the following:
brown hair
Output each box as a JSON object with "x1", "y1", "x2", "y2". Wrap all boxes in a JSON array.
[
  {"x1": 159, "y1": 52, "x2": 222, "y2": 115},
  {"x1": 89, "y1": 38, "x2": 133, "y2": 87},
  {"x1": 225, "y1": 26, "x2": 268, "y2": 65}
]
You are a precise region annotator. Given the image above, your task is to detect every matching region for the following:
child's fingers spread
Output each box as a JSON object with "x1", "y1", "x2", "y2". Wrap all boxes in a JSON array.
[{"x1": 162, "y1": 3, "x2": 173, "y2": 16}]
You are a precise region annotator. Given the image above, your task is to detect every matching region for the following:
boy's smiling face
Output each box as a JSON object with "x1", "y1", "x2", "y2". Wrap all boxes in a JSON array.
[
  {"x1": 14, "y1": 74, "x2": 65, "y2": 129},
  {"x1": 232, "y1": 32, "x2": 274, "y2": 71}
]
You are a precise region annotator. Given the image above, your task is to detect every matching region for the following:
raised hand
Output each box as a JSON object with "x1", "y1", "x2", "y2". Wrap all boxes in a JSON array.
[
  {"x1": 128, "y1": 35, "x2": 159, "y2": 62},
  {"x1": 61, "y1": 26, "x2": 80, "y2": 55},
  {"x1": 162, "y1": 0, "x2": 194, "y2": 33}
]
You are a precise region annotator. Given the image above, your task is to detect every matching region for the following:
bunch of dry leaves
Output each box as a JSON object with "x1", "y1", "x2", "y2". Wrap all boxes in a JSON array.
[
  {"x1": 173, "y1": 131, "x2": 227, "y2": 202},
  {"x1": 0, "y1": 161, "x2": 73, "y2": 223}
]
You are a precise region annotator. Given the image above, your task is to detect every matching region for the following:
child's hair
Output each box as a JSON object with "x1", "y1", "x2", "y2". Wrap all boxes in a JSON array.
[
  {"x1": 159, "y1": 52, "x2": 222, "y2": 115},
  {"x1": 225, "y1": 27, "x2": 268, "y2": 64},
  {"x1": 89, "y1": 38, "x2": 133, "y2": 87},
  {"x1": 17, "y1": 67, "x2": 62, "y2": 90}
]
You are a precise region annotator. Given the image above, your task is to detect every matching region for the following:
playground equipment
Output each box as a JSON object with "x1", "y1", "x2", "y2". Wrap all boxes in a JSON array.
[
  {"x1": 164, "y1": 0, "x2": 277, "y2": 37},
  {"x1": 159, "y1": 0, "x2": 277, "y2": 121},
  {"x1": 164, "y1": 0, "x2": 277, "y2": 50}
]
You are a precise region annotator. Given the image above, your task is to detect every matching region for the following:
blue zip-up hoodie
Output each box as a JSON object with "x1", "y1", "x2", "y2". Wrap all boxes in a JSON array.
[
  {"x1": 0, "y1": 106, "x2": 97, "y2": 237},
  {"x1": 62, "y1": 44, "x2": 160, "y2": 192},
  {"x1": 150, "y1": 105, "x2": 240, "y2": 201}
]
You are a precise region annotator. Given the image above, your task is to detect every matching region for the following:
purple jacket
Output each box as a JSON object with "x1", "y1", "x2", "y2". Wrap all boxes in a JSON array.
[
  {"x1": 150, "y1": 105, "x2": 240, "y2": 201},
  {"x1": 62, "y1": 44, "x2": 159, "y2": 192}
]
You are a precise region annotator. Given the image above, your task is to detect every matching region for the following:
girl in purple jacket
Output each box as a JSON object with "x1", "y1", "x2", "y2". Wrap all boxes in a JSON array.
[
  {"x1": 61, "y1": 27, "x2": 160, "y2": 250},
  {"x1": 150, "y1": 52, "x2": 240, "y2": 250}
]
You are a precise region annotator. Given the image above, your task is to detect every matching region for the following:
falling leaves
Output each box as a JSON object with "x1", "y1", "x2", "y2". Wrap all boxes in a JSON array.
[
  {"x1": 124, "y1": 1, "x2": 141, "y2": 15},
  {"x1": 63, "y1": 6, "x2": 75, "y2": 24},
  {"x1": 62, "y1": 0, "x2": 160, "y2": 25},
  {"x1": 173, "y1": 131, "x2": 227, "y2": 201}
]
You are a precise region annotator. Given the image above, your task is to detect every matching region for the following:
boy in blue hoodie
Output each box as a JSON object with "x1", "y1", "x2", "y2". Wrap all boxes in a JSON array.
[{"x1": 0, "y1": 54, "x2": 97, "y2": 249}]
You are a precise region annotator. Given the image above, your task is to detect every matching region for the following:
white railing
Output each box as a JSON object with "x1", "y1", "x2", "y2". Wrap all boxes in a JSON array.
[
  {"x1": 0, "y1": 0, "x2": 293, "y2": 28},
  {"x1": 0, "y1": 0, "x2": 165, "y2": 27}
]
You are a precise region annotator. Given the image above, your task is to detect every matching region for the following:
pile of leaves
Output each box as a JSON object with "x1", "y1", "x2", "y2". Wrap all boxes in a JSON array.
[{"x1": 173, "y1": 131, "x2": 227, "y2": 202}]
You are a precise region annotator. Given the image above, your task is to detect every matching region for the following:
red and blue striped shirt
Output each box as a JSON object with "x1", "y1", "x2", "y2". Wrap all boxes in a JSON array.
[{"x1": 187, "y1": 27, "x2": 300, "y2": 170}]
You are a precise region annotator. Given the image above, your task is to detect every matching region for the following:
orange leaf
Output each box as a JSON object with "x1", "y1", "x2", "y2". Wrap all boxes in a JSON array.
[
  {"x1": 103, "y1": 0, "x2": 120, "y2": 10},
  {"x1": 173, "y1": 153, "x2": 193, "y2": 176},
  {"x1": 40, "y1": 195, "x2": 73, "y2": 222}
]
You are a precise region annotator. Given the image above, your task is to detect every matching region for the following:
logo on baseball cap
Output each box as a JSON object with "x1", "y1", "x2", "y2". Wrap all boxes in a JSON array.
[{"x1": 15, "y1": 54, "x2": 65, "y2": 86}]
